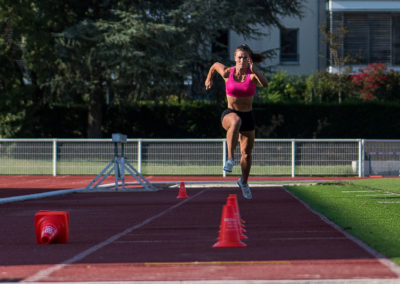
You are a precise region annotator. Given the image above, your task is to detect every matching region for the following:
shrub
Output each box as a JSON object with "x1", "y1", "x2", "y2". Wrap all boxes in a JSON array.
[
  {"x1": 351, "y1": 63, "x2": 400, "y2": 101},
  {"x1": 305, "y1": 72, "x2": 336, "y2": 103},
  {"x1": 258, "y1": 71, "x2": 306, "y2": 103},
  {"x1": 305, "y1": 71, "x2": 355, "y2": 103}
]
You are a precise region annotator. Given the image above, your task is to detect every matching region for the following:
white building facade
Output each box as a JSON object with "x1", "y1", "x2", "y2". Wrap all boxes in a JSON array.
[{"x1": 229, "y1": 0, "x2": 400, "y2": 75}]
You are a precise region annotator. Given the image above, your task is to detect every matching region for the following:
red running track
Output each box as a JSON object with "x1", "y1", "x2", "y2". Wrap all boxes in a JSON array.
[
  {"x1": 0, "y1": 175, "x2": 364, "y2": 198},
  {"x1": 0, "y1": 175, "x2": 399, "y2": 282}
]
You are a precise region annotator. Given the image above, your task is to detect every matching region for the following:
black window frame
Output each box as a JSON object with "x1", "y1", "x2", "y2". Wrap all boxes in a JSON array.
[{"x1": 280, "y1": 27, "x2": 299, "y2": 64}]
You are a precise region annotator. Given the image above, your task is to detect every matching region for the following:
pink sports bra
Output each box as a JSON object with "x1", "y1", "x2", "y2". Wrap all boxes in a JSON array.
[{"x1": 225, "y1": 67, "x2": 257, "y2": 98}]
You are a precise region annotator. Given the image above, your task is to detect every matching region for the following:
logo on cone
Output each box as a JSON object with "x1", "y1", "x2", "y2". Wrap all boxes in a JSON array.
[
  {"x1": 176, "y1": 182, "x2": 188, "y2": 199},
  {"x1": 34, "y1": 210, "x2": 69, "y2": 244},
  {"x1": 226, "y1": 194, "x2": 247, "y2": 240},
  {"x1": 213, "y1": 204, "x2": 246, "y2": 248}
]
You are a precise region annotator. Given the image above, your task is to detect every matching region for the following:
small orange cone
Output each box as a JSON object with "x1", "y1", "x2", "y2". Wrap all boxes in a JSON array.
[
  {"x1": 34, "y1": 210, "x2": 69, "y2": 244},
  {"x1": 213, "y1": 204, "x2": 246, "y2": 248},
  {"x1": 176, "y1": 182, "x2": 188, "y2": 199},
  {"x1": 226, "y1": 194, "x2": 247, "y2": 240}
]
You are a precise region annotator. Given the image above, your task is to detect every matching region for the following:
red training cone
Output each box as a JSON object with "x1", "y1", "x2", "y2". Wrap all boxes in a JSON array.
[
  {"x1": 34, "y1": 210, "x2": 69, "y2": 244},
  {"x1": 228, "y1": 194, "x2": 246, "y2": 226},
  {"x1": 177, "y1": 182, "x2": 188, "y2": 199},
  {"x1": 226, "y1": 195, "x2": 247, "y2": 240},
  {"x1": 216, "y1": 200, "x2": 229, "y2": 241},
  {"x1": 213, "y1": 204, "x2": 246, "y2": 248}
]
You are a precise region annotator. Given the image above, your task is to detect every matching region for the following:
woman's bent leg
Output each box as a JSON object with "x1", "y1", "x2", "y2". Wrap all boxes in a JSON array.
[
  {"x1": 236, "y1": 130, "x2": 254, "y2": 199},
  {"x1": 222, "y1": 113, "x2": 241, "y2": 160},
  {"x1": 239, "y1": 130, "x2": 255, "y2": 184}
]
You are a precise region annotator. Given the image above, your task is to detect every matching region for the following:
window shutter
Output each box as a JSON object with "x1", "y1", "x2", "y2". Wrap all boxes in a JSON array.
[
  {"x1": 330, "y1": 12, "x2": 397, "y2": 65},
  {"x1": 392, "y1": 15, "x2": 400, "y2": 64},
  {"x1": 368, "y1": 13, "x2": 391, "y2": 64},
  {"x1": 344, "y1": 13, "x2": 369, "y2": 64}
]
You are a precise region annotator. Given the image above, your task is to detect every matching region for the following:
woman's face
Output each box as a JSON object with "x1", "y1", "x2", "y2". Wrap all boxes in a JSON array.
[{"x1": 234, "y1": 50, "x2": 250, "y2": 69}]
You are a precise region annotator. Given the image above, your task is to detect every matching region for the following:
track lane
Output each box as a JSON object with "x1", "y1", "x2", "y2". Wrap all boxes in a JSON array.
[{"x1": 1, "y1": 186, "x2": 398, "y2": 282}]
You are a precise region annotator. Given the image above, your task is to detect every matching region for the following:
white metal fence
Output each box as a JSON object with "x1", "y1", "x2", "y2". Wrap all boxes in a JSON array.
[{"x1": 1, "y1": 138, "x2": 400, "y2": 177}]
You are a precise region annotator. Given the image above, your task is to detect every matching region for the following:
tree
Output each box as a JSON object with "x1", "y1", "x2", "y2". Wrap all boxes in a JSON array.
[
  {"x1": 1, "y1": 0, "x2": 120, "y2": 137},
  {"x1": 1, "y1": 0, "x2": 303, "y2": 137},
  {"x1": 0, "y1": 0, "x2": 82, "y2": 137},
  {"x1": 319, "y1": 24, "x2": 355, "y2": 103}
]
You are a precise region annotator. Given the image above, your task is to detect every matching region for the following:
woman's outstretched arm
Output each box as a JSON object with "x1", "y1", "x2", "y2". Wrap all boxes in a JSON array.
[{"x1": 205, "y1": 62, "x2": 229, "y2": 90}]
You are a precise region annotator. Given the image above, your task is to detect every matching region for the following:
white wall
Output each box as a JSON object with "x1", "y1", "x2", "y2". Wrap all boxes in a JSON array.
[{"x1": 229, "y1": 0, "x2": 322, "y2": 75}]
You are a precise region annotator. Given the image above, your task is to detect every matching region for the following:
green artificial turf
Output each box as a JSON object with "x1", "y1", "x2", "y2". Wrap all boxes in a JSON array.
[{"x1": 286, "y1": 178, "x2": 400, "y2": 265}]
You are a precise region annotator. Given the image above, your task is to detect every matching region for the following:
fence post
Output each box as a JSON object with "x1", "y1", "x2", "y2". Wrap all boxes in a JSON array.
[
  {"x1": 359, "y1": 139, "x2": 364, "y2": 177},
  {"x1": 291, "y1": 140, "x2": 296, "y2": 177},
  {"x1": 138, "y1": 139, "x2": 142, "y2": 173},
  {"x1": 52, "y1": 139, "x2": 57, "y2": 176},
  {"x1": 222, "y1": 140, "x2": 226, "y2": 177}
]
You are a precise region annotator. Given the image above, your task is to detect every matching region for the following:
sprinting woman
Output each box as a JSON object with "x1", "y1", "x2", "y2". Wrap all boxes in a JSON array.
[{"x1": 205, "y1": 44, "x2": 268, "y2": 199}]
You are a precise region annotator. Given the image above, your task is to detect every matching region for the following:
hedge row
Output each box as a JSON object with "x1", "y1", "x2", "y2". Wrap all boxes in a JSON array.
[{"x1": 11, "y1": 102, "x2": 400, "y2": 139}]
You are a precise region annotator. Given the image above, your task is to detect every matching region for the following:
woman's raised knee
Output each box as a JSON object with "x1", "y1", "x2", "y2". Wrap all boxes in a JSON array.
[{"x1": 223, "y1": 114, "x2": 241, "y2": 131}]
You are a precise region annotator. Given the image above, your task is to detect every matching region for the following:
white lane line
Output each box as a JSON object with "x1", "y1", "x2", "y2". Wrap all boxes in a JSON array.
[
  {"x1": 342, "y1": 191, "x2": 376, "y2": 193},
  {"x1": 113, "y1": 236, "x2": 347, "y2": 244},
  {"x1": 0, "y1": 187, "x2": 88, "y2": 204},
  {"x1": 356, "y1": 194, "x2": 395, "y2": 197},
  {"x1": 24, "y1": 189, "x2": 207, "y2": 282},
  {"x1": 269, "y1": 237, "x2": 347, "y2": 241}
]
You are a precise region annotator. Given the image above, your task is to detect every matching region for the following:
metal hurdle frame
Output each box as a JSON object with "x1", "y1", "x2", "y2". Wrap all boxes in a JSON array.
[{"x1": 86, "y1": 133, "x2": 156, "y2": 191}]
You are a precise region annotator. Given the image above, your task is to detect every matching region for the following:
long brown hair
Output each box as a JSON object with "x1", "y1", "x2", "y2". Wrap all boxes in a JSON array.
[{"x1": 235, "y1": 44, "x2": 266, "y2": 63}]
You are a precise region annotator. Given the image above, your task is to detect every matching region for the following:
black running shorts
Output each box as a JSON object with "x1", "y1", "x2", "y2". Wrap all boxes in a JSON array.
[{"x1": 220, "y1": 108, "x2": 255, "y2": 132}]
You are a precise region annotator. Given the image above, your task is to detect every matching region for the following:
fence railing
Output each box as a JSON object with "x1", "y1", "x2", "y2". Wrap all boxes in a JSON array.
[{"x1": 1, "y1": 138, "x2": 400, "y2": 177}]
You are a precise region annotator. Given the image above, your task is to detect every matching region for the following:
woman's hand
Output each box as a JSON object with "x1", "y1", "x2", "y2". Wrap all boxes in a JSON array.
[
  {"x1": 205, "y1": 62, "x2": 229, "y2": 90},
  {"x1": 205, "y1": 77, "x2": 213, "y2": 90},
  {"x1": 248, "y1": 57, "x2": 257, "y2": 73},
  {"x1": 249, "y1": 58, "x2": 268, "y2": 87}
]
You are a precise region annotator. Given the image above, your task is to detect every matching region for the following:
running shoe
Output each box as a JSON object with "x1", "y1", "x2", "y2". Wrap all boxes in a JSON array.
[
  {"x1": 224, "y1": 158, "x2": 234, "y2": 172},
  {"x1": 237, "y1": 178, "x2": 252, "y2": 199}
]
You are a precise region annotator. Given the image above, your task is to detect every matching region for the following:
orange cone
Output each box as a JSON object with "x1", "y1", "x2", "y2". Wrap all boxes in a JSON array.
[
  {"x1": 34, "y1": 210, "x2": 69, "y2": 244},
  {"x1": 216, "y1": 195, "x2": 242, "y2": 240},
  {"x1": 176, "y1": 182, "x2": 188, "y2": 199},
  {"x1": 228, "y1": 194, "x2": 246, "y2": 227},
  {"x1": 216, "y1": 201, "x2": 228, "y2": 241},
  {"x1": 226, "y1": 194, "x2": 247, "y2": 240},
  {"x1": 213, "y1": 204, "x2": 246, "y2": 248}
]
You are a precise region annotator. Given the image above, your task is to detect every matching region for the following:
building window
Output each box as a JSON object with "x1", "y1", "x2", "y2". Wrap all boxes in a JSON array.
[
  {"x1": 280, "y1": 28, "x2": 299, "y2": 63},
  {"x1": 394, "y1": 15, "x2": 400, "y2": 65},
  {"x1": 332, "y1": 13, "x2": 400, "y2": 65}
]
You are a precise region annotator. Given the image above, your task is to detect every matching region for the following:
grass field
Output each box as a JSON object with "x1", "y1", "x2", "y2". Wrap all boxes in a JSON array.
[
  {"x1": 286, "y1": 178, "x2": 400, "y2": 265},
  {"x1": 0, "y1": 158, "x2": 356, "y2": 176}
]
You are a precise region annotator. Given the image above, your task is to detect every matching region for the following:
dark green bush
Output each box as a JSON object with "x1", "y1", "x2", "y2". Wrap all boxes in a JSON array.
[{"x1": 4, "y1": 101, "x2": 400, "y2": 139}]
